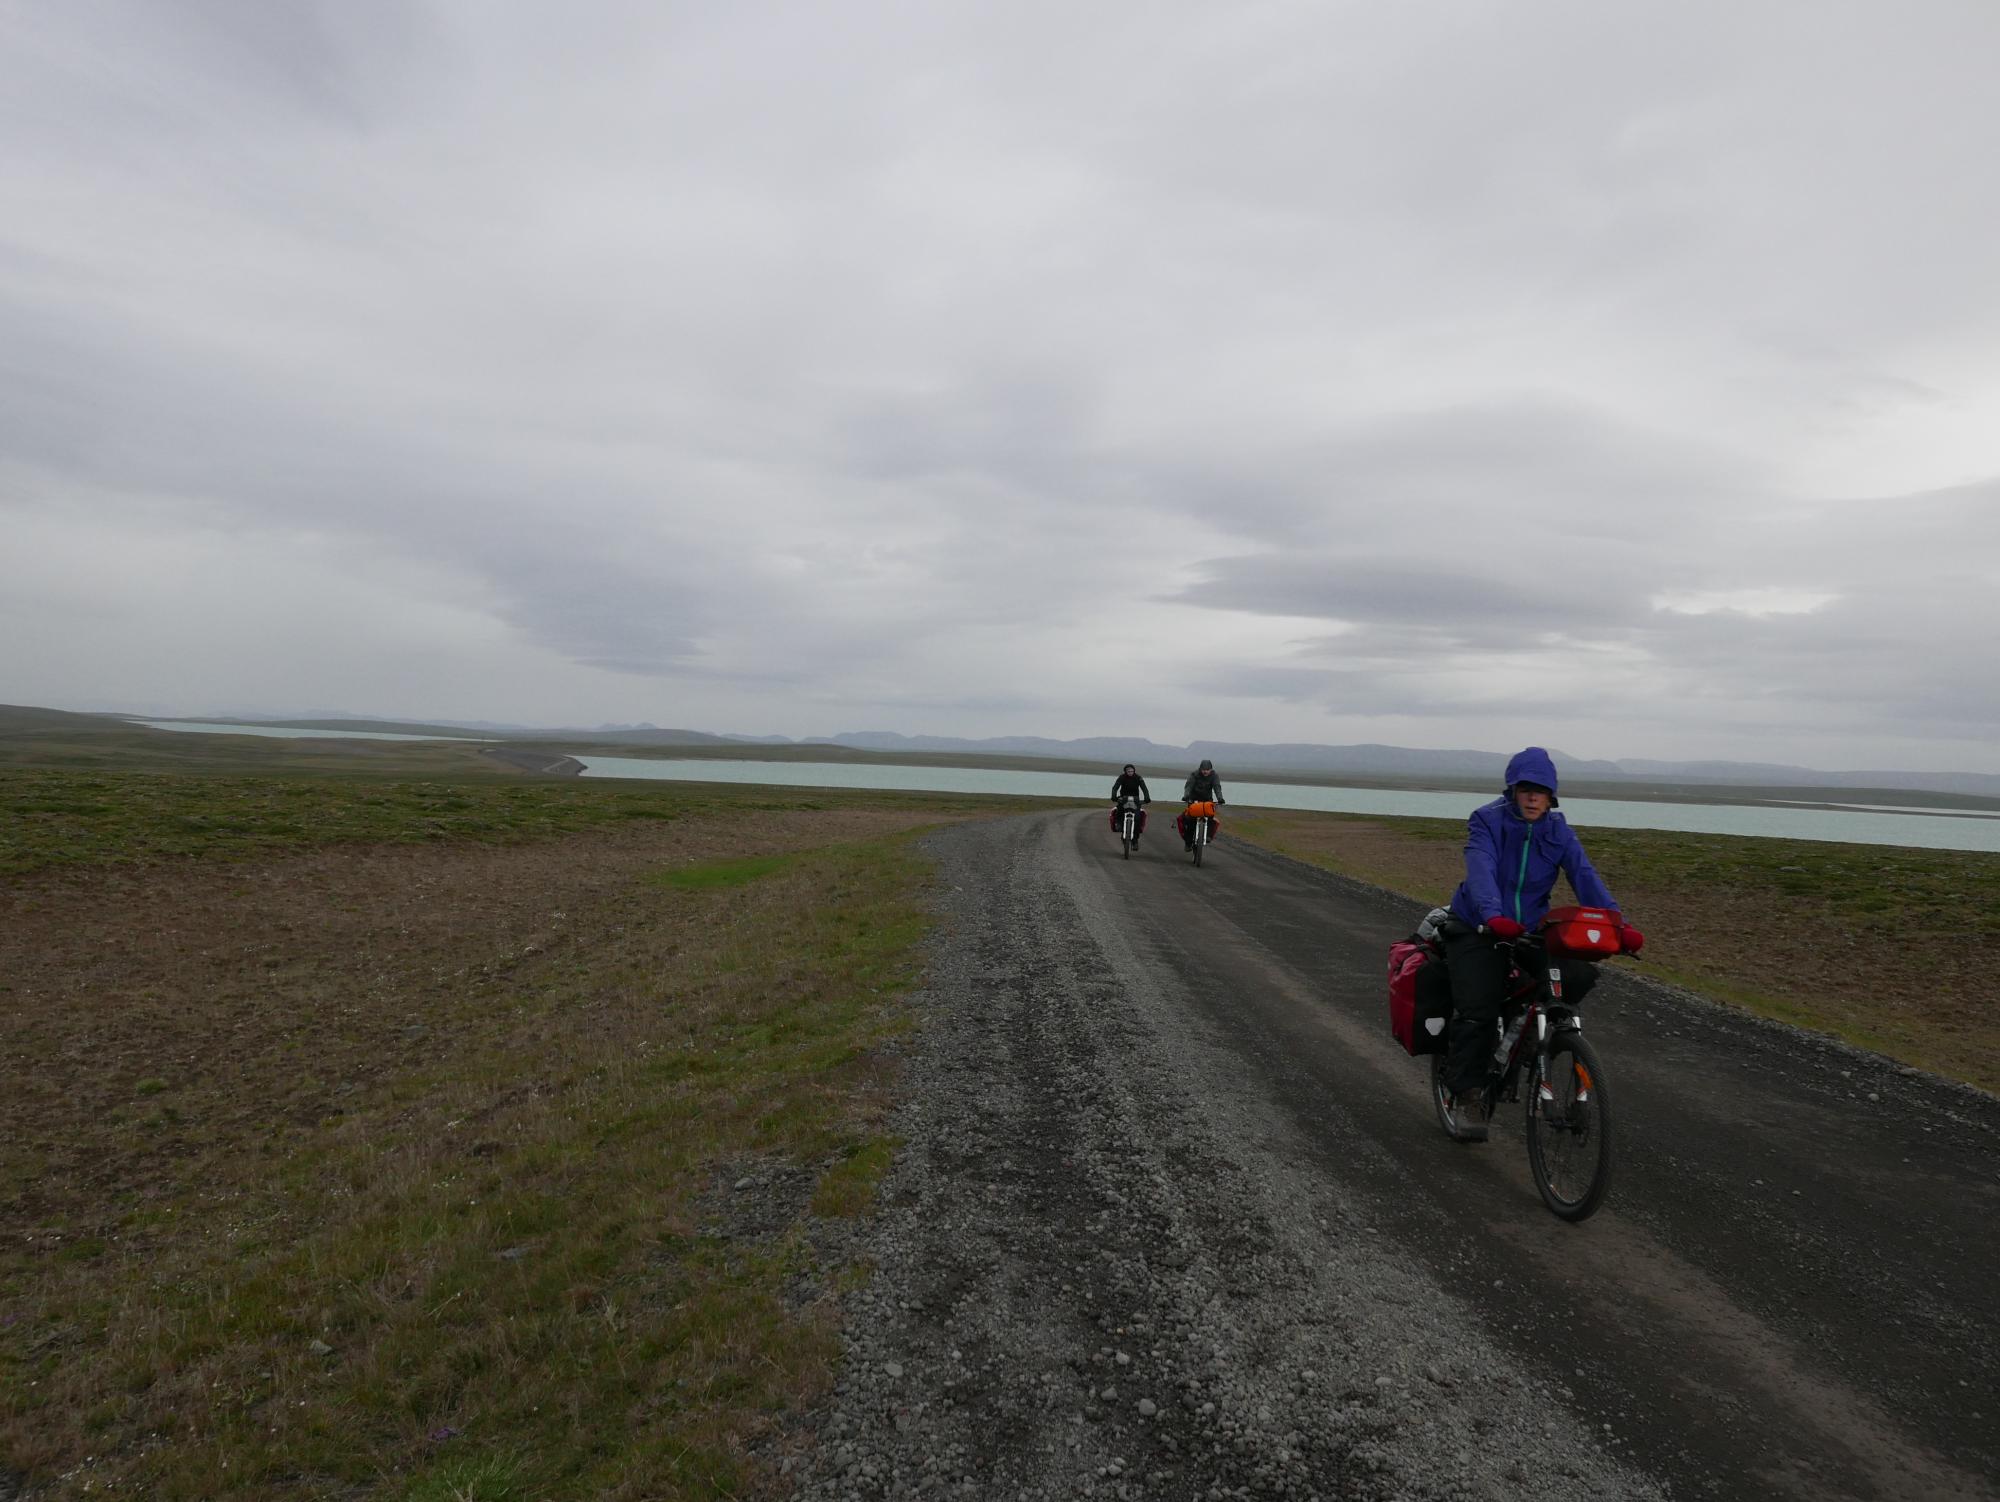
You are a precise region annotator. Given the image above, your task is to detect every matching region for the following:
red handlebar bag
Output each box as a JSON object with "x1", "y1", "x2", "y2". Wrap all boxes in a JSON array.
[{"x1": 1541, "y1": 905, "x2": 1623, "y2": 957}]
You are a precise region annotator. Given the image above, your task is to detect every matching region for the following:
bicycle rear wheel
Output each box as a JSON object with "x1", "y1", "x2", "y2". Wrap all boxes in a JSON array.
[{"x1": 1525, "y1": 1031, "x2": 1611, "y2": 1220}]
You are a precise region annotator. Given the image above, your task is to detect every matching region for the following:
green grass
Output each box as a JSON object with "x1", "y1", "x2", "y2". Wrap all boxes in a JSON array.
[
  {"x1": 810, "y1": 1137, "x2": 901, "y2": 1219},
  {"x1": 0, "y1": 713, "x2": 516, "y2": 777},
  {"x1": 400, "y1": 1454, "x2": 528, "y2": 1502},
  {"x1": 1232, "y1": 808, "x2": 2000, "y2": 940},
  {"x1": 652, "y1": 853, "x2": 797, "y2": 891},
  {"x1": 0, "y1": 766, "x2": 674, "y2": 874},
  {"x1": 1573, "y1": 825, "x2": 2000, "y2": 936},
  {"x1": 4, "y1": 829, "x2": 940, "y2": 1498},
  {"x1": 0, "y1": 705, "x2": 1080, "y2": 878},
  {"x1": 0, "y1": 764, "x2": 1060, "y2": 878},
  {"x1": 0, "y1": 755, "x2": 1001, "y2": 1498}
]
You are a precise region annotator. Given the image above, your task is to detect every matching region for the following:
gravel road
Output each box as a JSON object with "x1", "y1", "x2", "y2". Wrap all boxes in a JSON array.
[{"x1": 788, "y1": 812, "x2": 2000, "y2": 1501}]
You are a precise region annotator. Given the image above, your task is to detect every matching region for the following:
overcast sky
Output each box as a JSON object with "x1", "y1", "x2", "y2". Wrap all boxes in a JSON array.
[{"x1": 5, "y1": 1, "x2": 1999, "y2": 771}]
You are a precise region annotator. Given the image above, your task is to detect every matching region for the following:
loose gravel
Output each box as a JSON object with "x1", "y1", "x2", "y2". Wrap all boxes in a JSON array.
[{"x1": 787, "y1": 815, "x2": 1669, "y2": 1501}]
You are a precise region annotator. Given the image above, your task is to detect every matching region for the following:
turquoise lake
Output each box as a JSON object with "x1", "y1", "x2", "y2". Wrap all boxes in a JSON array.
[{"x1": 573, "y1": 756, "x2": 2000, "y2": 854}]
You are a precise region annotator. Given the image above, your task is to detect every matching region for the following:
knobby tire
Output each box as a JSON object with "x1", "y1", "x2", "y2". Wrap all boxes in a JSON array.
[{"x1": 1525, "y1": 1030, "x2": 1612, "y2": 1221}]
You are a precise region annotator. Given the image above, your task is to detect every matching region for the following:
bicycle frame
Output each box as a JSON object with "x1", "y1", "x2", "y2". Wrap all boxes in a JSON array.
[
  {"x1": 1426, "y1": 924, "x2": 1615, "y2": 1218},
  {"x1": 1491, "y1": 937, "x2": 1587, "y2": 1106}
]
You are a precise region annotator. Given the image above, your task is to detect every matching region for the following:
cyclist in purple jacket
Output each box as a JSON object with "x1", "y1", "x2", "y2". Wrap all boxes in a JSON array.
[{"x1": 1437, "y1": 747, "x2": 1643, "y2": 1141}]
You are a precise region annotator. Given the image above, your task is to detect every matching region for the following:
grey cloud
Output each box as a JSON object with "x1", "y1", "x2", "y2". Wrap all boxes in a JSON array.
[
  {"x1": 5, "y1": 1, "x2": 1999, "y2": 771},
  {"x1": 1171, "y1": 469, "x2": 2000, "y2": 755},
  {"x1": 1191, "y1": 665, "x2": 1609, "y2": 723},
  {"x1": 837, "y1": 370, "x2": 1098, "y2": 491},
  {"x1": 839, "y1": 392, "x2": 1752, "y2": 563},
  {"x1": 1125, "y1": 399, "x2": 1764, "y2": 553},
  {"x1": 492, "y1": 563, "x2": 705, "y2": 677},
  {"x1": 1174, "y1": 555, "x2": 1648, "y2": 633}
]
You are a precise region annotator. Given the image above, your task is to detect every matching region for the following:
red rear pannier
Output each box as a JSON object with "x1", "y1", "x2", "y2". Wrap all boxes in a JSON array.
[
  {"x1": 1388, "y1": 938, "x2": 1452, "y2": 1055},
  {"x1": 1541, "y1": 905, "x2": 1624, "y2": 958}
]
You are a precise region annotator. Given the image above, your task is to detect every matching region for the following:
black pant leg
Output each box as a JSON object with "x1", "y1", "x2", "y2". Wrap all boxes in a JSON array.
[{"x1": 1443, "y1": 929, "x2": 1509, "y2": 1092}]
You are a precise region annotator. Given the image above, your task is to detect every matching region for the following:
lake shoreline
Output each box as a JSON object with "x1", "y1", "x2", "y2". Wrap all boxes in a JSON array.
[
  {"x1": 116, "y1": 716, "x2": 2000, "y2": 814},
  {"x1": 567, "y1": 753, "x2": 2000, "y2": 853}
]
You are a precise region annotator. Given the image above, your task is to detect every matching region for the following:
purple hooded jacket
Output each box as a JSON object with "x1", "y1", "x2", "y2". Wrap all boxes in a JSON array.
[{"x1": 1448, "y1": 747, "x2": 1617, "y2": 929}]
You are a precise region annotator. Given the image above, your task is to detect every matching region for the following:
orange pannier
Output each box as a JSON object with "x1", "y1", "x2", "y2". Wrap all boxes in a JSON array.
[{"x1": 1186, "y1": 800, "x2": 1217, "y2": 817}]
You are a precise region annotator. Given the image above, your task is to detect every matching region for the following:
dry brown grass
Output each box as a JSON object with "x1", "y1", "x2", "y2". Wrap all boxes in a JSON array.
[{"x1": 0, "y1": 805, "x2": 951, "y2": 1499}]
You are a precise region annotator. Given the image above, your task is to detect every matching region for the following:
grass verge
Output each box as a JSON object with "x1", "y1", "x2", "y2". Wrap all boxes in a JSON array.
[
  {"x1": 1230, "y1": 807, "x2": 2000, "y2": 1096},
  {"x1": 0, "y1": 764, "x2": 1064, "y2": 878},
  {"x1": 0, "y1": 764, "x2": 682, "y2": 874},
  {"x1": 0, "y1": 771, "x2": 977, "y2": 1498}
]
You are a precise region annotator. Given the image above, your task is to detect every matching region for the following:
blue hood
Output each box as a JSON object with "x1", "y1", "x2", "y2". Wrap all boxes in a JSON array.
[{"x1": 1504, "y1": 746, "x2": 1560, "y2": 805}]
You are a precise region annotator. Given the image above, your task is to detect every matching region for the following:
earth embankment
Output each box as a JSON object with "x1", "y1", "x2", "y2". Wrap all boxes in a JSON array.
[{"x1": 479, "y1": 746, "x2": 584, "y2": 775}]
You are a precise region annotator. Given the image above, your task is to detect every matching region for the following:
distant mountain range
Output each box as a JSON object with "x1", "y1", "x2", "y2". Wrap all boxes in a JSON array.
[
  {"x1": 829, "y1": 732, "x2": 1630, "y2": 780},
  {"x1": 822, "y1": 732, "x2": 2000, "y2": 797}
]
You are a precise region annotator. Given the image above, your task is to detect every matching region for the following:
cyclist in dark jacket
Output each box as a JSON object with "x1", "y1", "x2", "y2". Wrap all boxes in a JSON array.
[
  {"x1": 1438, "y1": 747, "x2": 1643, "y2": 1140},
  {"x1": 1109, "y1": 765, "x2": 1151, "y2": 839},
  {"x1": 1177, "y1": 759, "x2": 1225, "y2": 848},
  {"x1": 1181, "y1": 760, "x2": 1223, "y2": 804}
]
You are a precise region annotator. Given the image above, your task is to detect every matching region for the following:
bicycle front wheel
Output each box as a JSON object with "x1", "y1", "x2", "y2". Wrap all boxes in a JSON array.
[{"x1": 1525, "y1": 1031, "x2": 1611, "y2": 1221}]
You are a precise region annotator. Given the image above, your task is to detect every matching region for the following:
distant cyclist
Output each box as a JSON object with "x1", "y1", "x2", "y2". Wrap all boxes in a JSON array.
[
  {"x1": 1178, "y1": 758, "x2": 1225, "y2": 849},
  {"x1": 1436, "y1": 747, "x2": 1643, "y2": 1140},
  {"x1": 1109, "y1": 764, "x2": 1152, "y2": 841}
]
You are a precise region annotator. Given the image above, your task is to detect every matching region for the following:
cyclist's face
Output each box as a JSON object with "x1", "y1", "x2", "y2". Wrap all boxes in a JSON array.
[{"x1": 1513, "y1": 785, "x2": 1552, "y2": 821}]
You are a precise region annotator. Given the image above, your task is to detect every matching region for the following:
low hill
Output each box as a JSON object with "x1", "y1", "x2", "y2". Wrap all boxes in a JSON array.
[{"x1": 0, "y1": 704, "x2": 135, "y2": 732}]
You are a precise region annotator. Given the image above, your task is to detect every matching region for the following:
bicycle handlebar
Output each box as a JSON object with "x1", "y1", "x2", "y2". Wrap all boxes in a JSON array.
[{"x1": 1477, "y1": 924, "x2": 1643, "y2": 962}]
